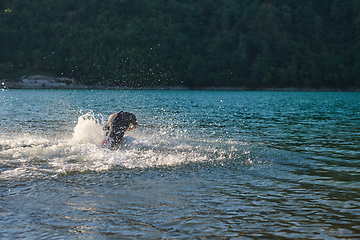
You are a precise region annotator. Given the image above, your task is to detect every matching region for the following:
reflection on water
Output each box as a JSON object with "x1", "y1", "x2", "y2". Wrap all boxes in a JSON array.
[{"x1": 0, "y1": 90, "x2": 359, "y2": 238}]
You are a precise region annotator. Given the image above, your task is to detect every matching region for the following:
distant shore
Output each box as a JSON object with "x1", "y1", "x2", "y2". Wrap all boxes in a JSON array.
[
  {"x1": 2, "y1": 82, "x2": 360, "y2": 92},
  {"x1": 2, "y1": 78, "x2": 359, "y2": 92}
]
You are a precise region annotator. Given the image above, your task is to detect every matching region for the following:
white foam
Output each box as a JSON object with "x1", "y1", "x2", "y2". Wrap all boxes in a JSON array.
[
  {"x1": 0, "y1": 167, "x2": 28, "y2": 179},
  {"x1": 0, "y1": 111, "x2": 246, "y2": 179},
  {"x1": 69, "y1": 111, "x2": 105, "y2": 145},
  {"x1": 0, "y1": 134, "x2": 51, "y2": 149}
]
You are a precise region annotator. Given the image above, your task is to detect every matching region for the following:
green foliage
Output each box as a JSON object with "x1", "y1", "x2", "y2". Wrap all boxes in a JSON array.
[{"x1": 0, "y1": 0, "x2": 359, "y2": 88}]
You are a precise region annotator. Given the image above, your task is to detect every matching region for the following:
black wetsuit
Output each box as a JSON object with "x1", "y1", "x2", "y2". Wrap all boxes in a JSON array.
[{"x1": 103, "y1": 111, "x2": 137, "y2": 147}]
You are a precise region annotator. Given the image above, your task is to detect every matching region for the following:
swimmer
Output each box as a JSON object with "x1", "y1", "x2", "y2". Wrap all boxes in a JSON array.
[{"x1": 102, "y1": 111, "x2": 137, "y2": 148}]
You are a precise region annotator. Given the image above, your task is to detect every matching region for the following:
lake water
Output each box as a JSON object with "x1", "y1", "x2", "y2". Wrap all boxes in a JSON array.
[{"x1": 1, "y1": 89, "x2": 359, "y2": 239}]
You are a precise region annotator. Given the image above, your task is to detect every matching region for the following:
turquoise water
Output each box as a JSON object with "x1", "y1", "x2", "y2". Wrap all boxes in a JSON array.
[{"x1": 1, "y1": 89, "x2": 359, "y2": 239}]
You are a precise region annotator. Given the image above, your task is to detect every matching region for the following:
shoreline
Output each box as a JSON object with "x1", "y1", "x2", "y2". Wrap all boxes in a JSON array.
[{"x1": 2, "y1": 82, "x2": 360, "y2": 92}]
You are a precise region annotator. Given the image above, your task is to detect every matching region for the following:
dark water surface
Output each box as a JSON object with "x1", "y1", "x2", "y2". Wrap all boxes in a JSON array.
[{"x1": 1, "y1": 89, "x2": 359, "y2": 239}]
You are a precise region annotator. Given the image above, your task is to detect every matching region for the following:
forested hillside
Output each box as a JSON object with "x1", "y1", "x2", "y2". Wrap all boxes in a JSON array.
[{"x1": 1, "y1": 0, "x2": 359, "y2": 88}]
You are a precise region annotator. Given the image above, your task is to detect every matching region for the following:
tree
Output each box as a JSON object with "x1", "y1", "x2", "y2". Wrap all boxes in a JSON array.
[{"x1": 0, "y1": 0, "x2": 358, "y2": 89}]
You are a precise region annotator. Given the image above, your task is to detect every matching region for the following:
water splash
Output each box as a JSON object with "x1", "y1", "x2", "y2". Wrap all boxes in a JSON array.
[
  {"x1": 69, "y1": 111, "x2": 105, "y2": 145},
  {"x1": 0, "y1": 111, "x2": 257, "y2": 180}
]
